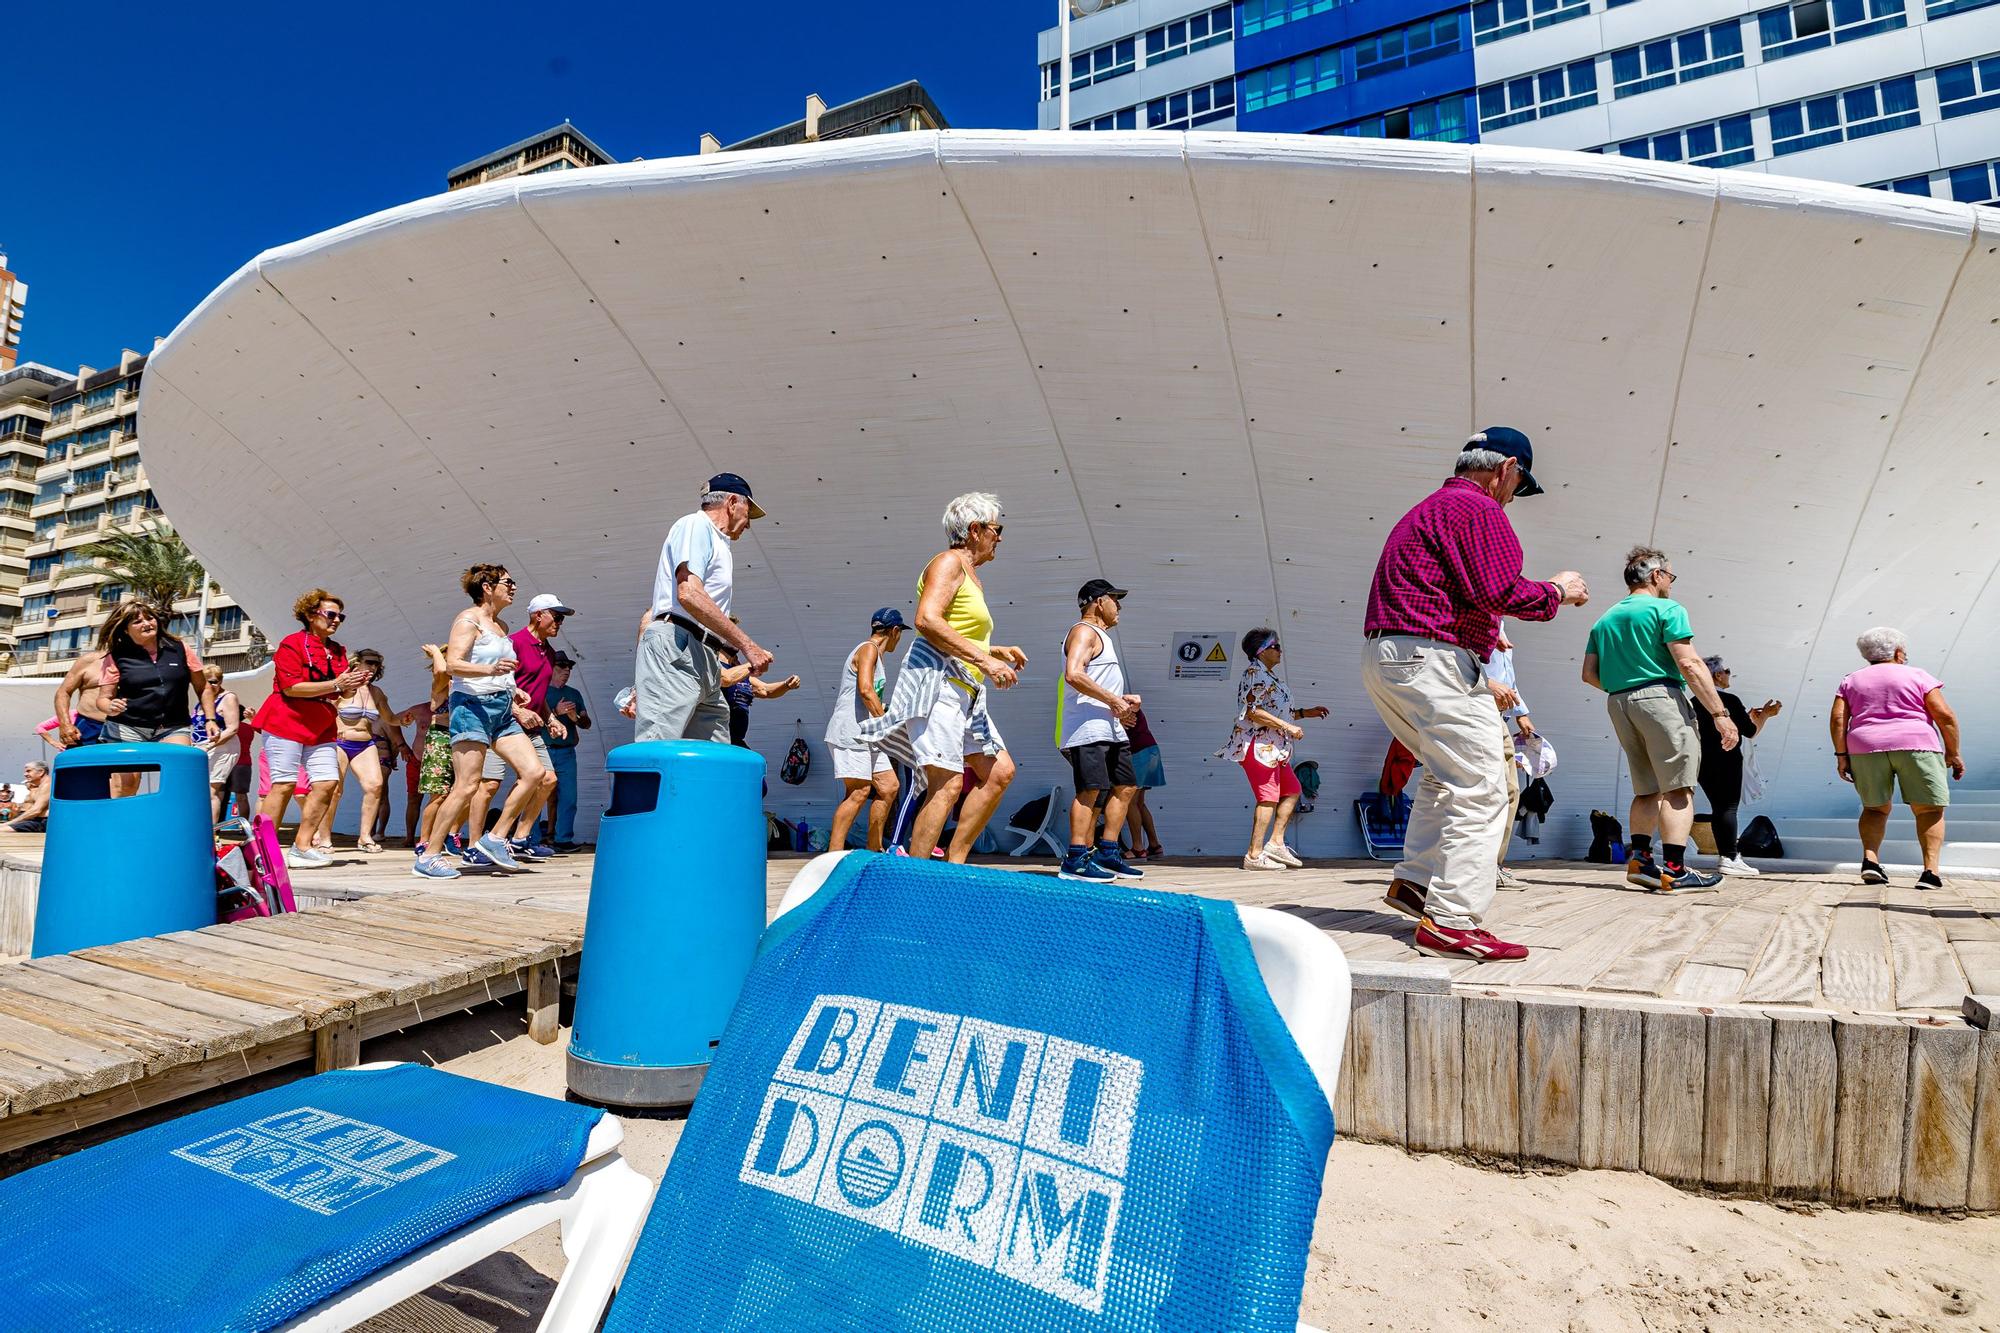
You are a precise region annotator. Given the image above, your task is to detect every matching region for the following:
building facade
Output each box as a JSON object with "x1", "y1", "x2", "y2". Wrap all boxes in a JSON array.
[
  {"x1": 702, "y1": 81, "x2": 951, "y2": 153},
  {"x1": 446, "y1": 123, "x2": 615, "y2": 191},
  {"x1": 8, "y1": 349, "x2": 263, "y2": 677},
  {"x1": 1040, "y1": 0, "x2": 2000, "y2": 204},
  {"x1": 0, "y1": 363, "x2": 62, "y2": 654},
  {"x1": 0, "y1": 253, "x2": 25, "y2": 372}
]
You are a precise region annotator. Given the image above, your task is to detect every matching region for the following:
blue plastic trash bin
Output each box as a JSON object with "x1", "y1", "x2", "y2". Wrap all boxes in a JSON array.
[
  {"x1": 568, "y1": 740, "x2": 766, "y2": 1107},
  {"x1": 32, "y1": 742, "x2": 215, "y2": 958}
]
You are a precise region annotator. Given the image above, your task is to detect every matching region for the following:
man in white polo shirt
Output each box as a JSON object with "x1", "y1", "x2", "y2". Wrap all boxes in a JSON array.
[{"x1": 636, "y1": 473, "x2": 774, "y2": 743}]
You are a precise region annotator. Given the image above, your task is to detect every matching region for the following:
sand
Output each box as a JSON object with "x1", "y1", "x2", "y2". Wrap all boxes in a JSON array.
[{"x1": 325, "y1": 1005, "x2": 2000, "y2": 1333}]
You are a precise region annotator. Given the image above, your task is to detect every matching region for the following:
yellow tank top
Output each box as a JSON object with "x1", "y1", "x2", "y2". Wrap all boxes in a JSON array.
[{"x1": 919, "y1": 558, "x2": 993, "y2": 686}]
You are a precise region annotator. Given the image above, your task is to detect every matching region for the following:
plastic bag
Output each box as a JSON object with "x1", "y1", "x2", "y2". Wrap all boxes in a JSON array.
[{"x1": 1741, "y1": 739, "x2": 1767, "y2": 803}]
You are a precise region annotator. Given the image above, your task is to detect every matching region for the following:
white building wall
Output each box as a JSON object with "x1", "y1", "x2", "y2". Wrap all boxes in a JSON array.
[{"x1": 1036, "y1": 0, "x2": 1236, "y2": 131}]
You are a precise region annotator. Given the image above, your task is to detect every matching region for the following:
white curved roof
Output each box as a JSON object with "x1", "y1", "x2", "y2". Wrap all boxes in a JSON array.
[{"x1": 138, "y1": 132, "x2": 2000, "y2": 852}]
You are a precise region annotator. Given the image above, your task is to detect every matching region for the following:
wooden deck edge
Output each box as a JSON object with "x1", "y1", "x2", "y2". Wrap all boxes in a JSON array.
[{"x1": 1339, "y1": 987, "x2": 1999, "y2": 1214}]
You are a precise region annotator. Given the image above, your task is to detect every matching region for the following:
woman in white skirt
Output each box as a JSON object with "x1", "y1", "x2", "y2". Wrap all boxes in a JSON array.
[{"x1": 825, "y1": 608, "x2": 907, "y2": 851}]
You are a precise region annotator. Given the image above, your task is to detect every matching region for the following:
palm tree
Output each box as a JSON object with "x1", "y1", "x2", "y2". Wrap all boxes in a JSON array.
[{"x1": 57, "y1": 521, "x2": 207, "y2": 610}]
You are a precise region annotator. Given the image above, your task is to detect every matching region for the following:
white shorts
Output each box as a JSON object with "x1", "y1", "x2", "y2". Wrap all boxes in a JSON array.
[
  {"x1": 831, "y1": 744, "x2": 892, "y2": 783},
  {"x1": 264, "y1": 735, "x2": 339, "y2": 785},
  {"x1": 483, "y1": 730, "x2": 551, "y2": 781},
  {"x1": 909, "y1": 683, "x2": 996, "y2": 772},
  {"x1": 208, "y1": 745, "x2": 241, "y2": 786}
]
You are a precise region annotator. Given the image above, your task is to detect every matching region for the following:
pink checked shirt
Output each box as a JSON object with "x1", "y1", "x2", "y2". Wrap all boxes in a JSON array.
[{"x1": 1364, "y1": 477, "x2": 1560, "y2": 659}]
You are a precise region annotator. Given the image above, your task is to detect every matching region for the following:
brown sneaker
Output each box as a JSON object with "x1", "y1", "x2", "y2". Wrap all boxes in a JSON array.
[{"x1": 1382, "y1": 878, "x2": 1427, "y2": 919}]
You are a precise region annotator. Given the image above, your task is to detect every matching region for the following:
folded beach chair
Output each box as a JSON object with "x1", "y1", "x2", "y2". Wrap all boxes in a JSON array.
[
  {"x1": 0, "y1": 1061, "x2": 653, "y2": 1333},
  {"x1": 1353, "y1": 791, "x2": 1412, "y2": 861},
  {"x1": 603, "y1": 849, "x2": 1351, "y2": 1331}
]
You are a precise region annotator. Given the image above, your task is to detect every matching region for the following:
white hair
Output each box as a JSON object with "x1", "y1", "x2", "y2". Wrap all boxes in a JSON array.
[
  {"x1": 943, "y1": 491, "x2": 1003, "y2": 546},
  {"x1": 1454, "y1": 448, "x2": 1509, "y2": 476},
  {"x1": 24, "y1": 761, "x2": 46, "y2": 775},
  {"x1": 1856, "y1": 627, "x2": 1907, "y2": 665},
  {"x1": 699, "y1": 489, "x2": 732, "y2": 510}
]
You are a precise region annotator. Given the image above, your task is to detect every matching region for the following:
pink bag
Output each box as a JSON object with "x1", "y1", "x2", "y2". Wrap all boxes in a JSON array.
[
  {"x1": 243, "y1": 814, "x2": 297, "y2": 914},
  {"x1": 215, "y1": 844, "x2": 268, "y2": 922}
]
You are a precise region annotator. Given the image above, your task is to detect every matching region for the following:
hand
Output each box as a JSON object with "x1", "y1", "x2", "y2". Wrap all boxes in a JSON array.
[
  {"x1": 1947, "y1": 752, "x2": 1965, "y2": 781},
  {"x1": 103, "y1": 696, "x2": 129, "y2": 717},
  {"x1": 555, "y1": 699, "x2": 577, "y2": 718},
  {"x1": 744, "y1": 642, "x2": 774, "y2": 677},
  {"x1": 619, "y1": 694, "x2": 637, "y2": 720},
  {"x1": 548, "y1": 718, "x2": 568, "y2": 742},
  {"x1": 1300, "y1": 706, "x2": 1329, "y2": 720},
  {"x1": 995, "y1": 645, "x2": 1029, "y2": 668},
  {"x1": 1551, "y1": 571, "x2": 1589, "y2": 606},
  {"x1": 1713, "y1": 715, "x2": 1740, "y2": 752},
  {"x1": 57, "y1": 721, "x2": 80, "y2": 747},
  {"x1": 979, "y1": 655, "x2": 1018, "y2": 689},
  {"x1": 1515, "y1": 717, "x2": 1537, "y2": 741},
  {"x1": 1763, "y1": 699, "x2": 1783, "y2": 715},
  {"x1": 1286, "y1": 724, "x2": 1305, "y2": 741},
  {"x1": 1488, "y1": 680, "x2": 1521, "y2": 712},
  {"x1": 1115, "y1": 693, "x2": 1141, "y2": 725},
  {"x1": 1836, "y1": 754, "x2": 1854, "y2": 784}
]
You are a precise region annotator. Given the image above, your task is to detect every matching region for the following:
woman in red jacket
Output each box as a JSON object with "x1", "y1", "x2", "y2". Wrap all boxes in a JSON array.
[{"x1": 254, "y1": 588, "x2": 366, "y2": 870}]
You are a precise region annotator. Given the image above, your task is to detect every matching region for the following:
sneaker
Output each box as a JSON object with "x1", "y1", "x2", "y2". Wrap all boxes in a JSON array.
[
  {"x1": 475, "y1": 833, "x2": 522, "y2": 870},
  {"x1": 553, "y1": 841, "x2": 586, "y2": 854},
  {"x1": 1091, "y1": 846, "x2": 1145, "y2": 879},
  {"x1": 1860, "y1": 858, "x2": 1888, "y2": 885},
  {"x1": 1382, "y1": 878, "x2": 1428, "y2": 920},
  {"x1": 1264, "y1": 841, "x2": 1303, "y2": 869},
  {"x1": 1658, "y1": 863, "x2": 1722, "y2": 893},
  {"x1": 1625, "y1": 854, "x2": 1661, "y2": 891},
  {"x1": 285, "y1": 846, "x2": 329, "y2": 870},
  {"x1": 444, "y1": 833, "x2": 466, "y2": 859},
  {"x1": 1717, "y1": 855, "x2": 1761, "y2": 877},
  {"x1": 1057, "y1": 853, "x2": 1117, "y2": 883},
  {"x1": 460, "y1": 845, "x2": 503, "y2": 872},
  {"x1": 1242, "y1": 851, "x2": 1285, "y2": 871},
  {"x1": 1415, "y1": 918, "x2": 1529, "y2": 963},
  {"x1": 411, "y1": 853, "x2": 462, "y2": 880},
  {"x1": 1916, "y1": 869, "x2": 1944, "y2": 890},
  {"x1": 1496, "y1": 865, "x2": 1522, "y2": 888},
  {"x1": 509, "y1": 838, "x2": 554, "y2": 861}
]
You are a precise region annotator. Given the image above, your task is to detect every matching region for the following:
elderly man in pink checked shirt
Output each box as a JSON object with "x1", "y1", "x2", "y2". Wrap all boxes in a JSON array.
[{"x1": 1362, "y1": 428, "x2": 1590, "y2": 963}]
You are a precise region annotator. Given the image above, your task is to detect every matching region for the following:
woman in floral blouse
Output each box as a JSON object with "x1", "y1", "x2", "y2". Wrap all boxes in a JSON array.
[{"x1": 1219, "y1": 627, "x2": 1329, "y2": 870}]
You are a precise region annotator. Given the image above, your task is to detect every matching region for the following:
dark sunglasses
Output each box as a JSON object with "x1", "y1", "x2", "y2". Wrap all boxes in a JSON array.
[
  {"x1": 314, "y1": 608, "x2": 346, "y2": 622},
  {"x1": 488, "y1": 577, "x2": 518, "y2": 590},
  {"x1": 978, "y1": 521, "x2": 1005, "y2": 536}
]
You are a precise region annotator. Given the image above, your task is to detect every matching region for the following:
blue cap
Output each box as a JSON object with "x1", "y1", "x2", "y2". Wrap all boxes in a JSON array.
[
  {"x1": 705, "y1": 472, "x2": 766, "y2": 519},
  {"x1": 871, "y1": 607, "x2": 908, "y2": 631},
  {"x1": 1467, "y1": 427, "x2": 1542, "y2": 497}
]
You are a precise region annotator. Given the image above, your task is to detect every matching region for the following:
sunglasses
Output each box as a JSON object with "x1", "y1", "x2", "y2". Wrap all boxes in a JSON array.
[
  {"x1": 978, "y1": 522, "x2": 1005, "y2": 537},
  {"x1": 315, "y1": 608, "x2": 346, "y2": 622}
]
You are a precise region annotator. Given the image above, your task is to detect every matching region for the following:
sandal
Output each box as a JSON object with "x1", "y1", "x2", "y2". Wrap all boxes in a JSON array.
[{"x1": 357, "y1": 840, "x2": 384, "y2": 854}]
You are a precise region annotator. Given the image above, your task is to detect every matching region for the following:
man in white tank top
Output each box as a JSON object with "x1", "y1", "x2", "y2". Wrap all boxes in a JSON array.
[{"x1": 1056, "y1": 579, "x2": 1144, "y2": 883}]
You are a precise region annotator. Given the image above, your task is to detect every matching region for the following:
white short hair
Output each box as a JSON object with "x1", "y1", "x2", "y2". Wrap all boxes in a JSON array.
[
  {"x1": 700, "y1": 489, "x2": 732, "y2": 510},
  {"x1": 1454, "y1": 448, "x2": 1509, "y2": 476},
  {"x1": 1855, "y1": 627, "x2": 1907, "y2": 664},
  {"x1": 24, "y1": 761, "x2": 46, "y2": 775},
  {"x1": 943, "y1": 492, "x2": 1002, "y2": 545}
]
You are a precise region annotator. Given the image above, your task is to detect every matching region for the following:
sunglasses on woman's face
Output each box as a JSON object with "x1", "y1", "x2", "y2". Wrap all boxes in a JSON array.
[
  {"x1": 315, "y1": 608, "x2": 345, "y2": 622},
  {"x1": 494, "y1": 577, "x2": 518, "y2": 590}
]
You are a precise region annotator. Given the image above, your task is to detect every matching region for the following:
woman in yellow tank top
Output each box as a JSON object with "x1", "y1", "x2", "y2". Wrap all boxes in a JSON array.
[{"x1": 900, "y1": 491, "x2": 1028, "y2": 861}]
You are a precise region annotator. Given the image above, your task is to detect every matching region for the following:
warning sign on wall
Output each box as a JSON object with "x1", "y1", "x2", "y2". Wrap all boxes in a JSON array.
[{"x1": 1171, "y1": 633, "x2": 1230, "y2": 681}]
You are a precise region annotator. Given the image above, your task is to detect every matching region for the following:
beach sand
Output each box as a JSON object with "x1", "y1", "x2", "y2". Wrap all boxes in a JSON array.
[{"x1": 341, "y1": 1004, "x2": 1997, "y2": 1333}]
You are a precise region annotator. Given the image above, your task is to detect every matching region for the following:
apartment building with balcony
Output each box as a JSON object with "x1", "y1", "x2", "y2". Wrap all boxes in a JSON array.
[
  {"x1": 446, "y1": 122, "x2": 615, "y2": 191},
  {"x1": 0, "y1": 362, "x2": 63, "y2": 655},
  {"x1": 9, "y1": 349, "x2": 263, "y2": 677},
  {"x1": 0, "y1": 252, "x2": 25, "y2": 372}
]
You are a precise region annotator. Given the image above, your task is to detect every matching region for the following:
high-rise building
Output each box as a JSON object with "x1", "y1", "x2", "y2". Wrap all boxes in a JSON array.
[
  {"x1": 446, "y1": 122, "x2": 616, "y2": 191},
  {"x1": 1039, "y1": 1, "x2": 2000, "y2": 204},
  {"x1": 700, "y1": 81, "x2": 951, "y2": 153},
  {"x1": 0, "y1": 362, "x2": 62, "y2": 655},
  {"x1": 1037, "y1": 1, "x2": 1240, "y2": 132},
  {"x1": 8, "y1": 349, "x2": 263, "y2": 677},
  {"x1": 0, "y1": 252, "x2": 26, "y2": 372}
]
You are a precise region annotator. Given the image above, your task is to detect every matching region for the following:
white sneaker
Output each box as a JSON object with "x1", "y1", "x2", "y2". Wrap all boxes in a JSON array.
[
  {"x1": 285, "y1": 846, "x2": 329, "y2": 870},
  {"x1": 1242, "y1": 851, "x2": 1284, "y2": 871},
  {"x1": 1264, "y1": 841, "x2": 1303, "y2": 868},
  {"x1": 1496, "y1": 865, "x2": 1522, "y2": 887},
  {"x1": 1717, "y1": 855, "x2": 1761, "y2": 877}
]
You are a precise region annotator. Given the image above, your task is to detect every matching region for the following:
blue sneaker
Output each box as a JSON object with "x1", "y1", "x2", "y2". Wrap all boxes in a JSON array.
[
  {"x1": 475, "y1": 832, "x2": 522, "y2": 870},
  {"x1": 444, "y1": 833, "x2": 466, "y2": 858},
  {"x1": 510, "y1": 838, "x2": 555, "y2": 861},
  {"x1": 460, "y1": 845, "x2": 502, "y2": 872},
  {"x1": 1057, "y1": 852, "x2": 1117, "y2": 883},
  {"x1": 411, "y1": 853, "x2": 461, "y2": 880},
  {"x1": 1091, "y1": 845, "x2": 1145, "y2": 879}
]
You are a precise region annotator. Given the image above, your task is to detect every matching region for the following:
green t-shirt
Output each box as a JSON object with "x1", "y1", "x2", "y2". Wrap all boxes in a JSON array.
[{"x1": 1587, "y1": 594, "x2": 1693, "y2": 693}]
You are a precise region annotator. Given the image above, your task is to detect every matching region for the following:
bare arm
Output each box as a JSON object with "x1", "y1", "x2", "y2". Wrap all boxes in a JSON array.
[
  {"x1": 1925, "y1": 688, "x2": 1964, "y2": 780},
  {"x1": 750, "y1": 674, "x2": 800, "y2": 699},
  {"x1": 443, "y1": 612, "x2": 504, "y2": 679},
  {"x1": 915, "y1": 551, "x2": 1014, "y2": 686},
  {"x1": 1244, "y1": 705, "x2": 1302, "y2": 739},
  {"x1": 853, "y1": 640, "x2": 887, "y2": 717},
  {"x1": 1581, "y1": 651, "x2": 1602, "y2": 692},
  {"x1": 372, "y1": 685, "x2": 412, "y2": 756},
  {"x1": 207, "y1": 693, "x2": 241, "y2": 748},
  {"x1": 1830, "y1": 695, "x2": 1852, "y2": 783},
  {"x1": 53, "y1": 656, "x2": 95, "y2": 745},
  {"x1": 1671, "y1": 642, "x2": 1736, "y2": 749},
  {"x1": 1062, "y1": 624, "x2": 1137, "y2": 721}
]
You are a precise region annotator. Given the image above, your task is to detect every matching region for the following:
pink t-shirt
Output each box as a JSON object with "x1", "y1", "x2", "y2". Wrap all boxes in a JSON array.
[{"x1": 1836, "y1": 663, "x2": 1944, "y2": 754}]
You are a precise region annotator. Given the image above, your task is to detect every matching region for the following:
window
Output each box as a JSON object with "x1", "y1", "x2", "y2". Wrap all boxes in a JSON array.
[
  {"x1": 1074, "y1": 37, "x2": 1137, "y2": 91},
  {"x1": 22, "y1": 595, "x2": 51, "y2": 619},
  {"x1": 1769, "y1": 75, "x2": 1920, "y2": 154},
  {"x1": 1355, "y1": 11, "x2": 1464, "y2": 80},
  {"x1": 1339, "y1": 92, "x2": 1475, "y2": 143},
  {"x1": 97, "y1": 583, "x2": 126, "y2": 605},
  {"x1": 210, "y1": 605, "x2": 246, "y2": 637},
  {"x1": 1147, "y1": 5, "x2": 1231, "y2": 65},
  {"x1": 1242, "y1": 50, "x2": 1341, "y2": 113},
  {"x1": 35, "y1": 479, "x2": 64, "y2": 503},
  {"x1": 1759, "y1": 0, "x2": 1904, "y2": 60},
  {"x1": 1471, "y1": 0, "x2": 1589, "y2": 44},
  {"x1": 80, "y1": 384, "x2": 119, "y2": 415},
  {"x1": 1240, "y1": 0, "x2": 1337, "y2": 37},
  {"x1": 1611, "y1": 21, "x2": 1743, "y2": 98},
  {"x1": 27, "y1": 556, "x2": 55, "y2": 580},
  {"x1": 0, "y1": 414, "x2": 40, "y2": 442},
  {"x1": 1949, "y1": 159, "x2": 2000, "y2": 204},
  {"x1": 1074, "y1": 107, "x2": 1141, "y2": 130},
  {"x1": 1478, "y1": 59, "x2": 1599, "y2": 130},
  {"x1": 33, "y1": 515, "x2": 58, "y2": 539},
  {"x1": 1611, "y1": 113, "x2": 1755, "y2": 167},
  {"x1": 1929, "y1": 0, "x2": 2000, "y2": 15},
  {"x1": 1147, "y1": 76, "x2": 1236, "y2": 129},
  {"x1": 1937, "y1": 56, "x2": 2000, "y2": 119},
  {"x1": 1867, "y1": 174, "x2": 1934, "y2": 196}
]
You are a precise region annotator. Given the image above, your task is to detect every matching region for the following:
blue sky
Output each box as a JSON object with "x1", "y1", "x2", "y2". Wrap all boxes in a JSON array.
[{"x1": 7, "y1": 2, "x2": 1040, "y2": 373}]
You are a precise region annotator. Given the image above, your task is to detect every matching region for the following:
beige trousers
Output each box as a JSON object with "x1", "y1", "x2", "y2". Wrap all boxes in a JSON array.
[{"x1": 1360, "y1": 635, "x2": 1510, "y2": 929}]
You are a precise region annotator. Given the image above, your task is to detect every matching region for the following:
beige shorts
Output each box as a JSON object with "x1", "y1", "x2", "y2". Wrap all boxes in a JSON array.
[{"x1": 1607, "y1": 683, "x2": 1701, "y2": 797}]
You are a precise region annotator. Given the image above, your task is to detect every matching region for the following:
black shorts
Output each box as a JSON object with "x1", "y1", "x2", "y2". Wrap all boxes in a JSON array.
[{"x1": 1063, "y1": 740, "x2": 1135, "y2": 794}]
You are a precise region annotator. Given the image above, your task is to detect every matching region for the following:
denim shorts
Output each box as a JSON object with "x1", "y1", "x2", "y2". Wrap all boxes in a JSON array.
[{"x1": 448, "y1": 691, "x2": 524, "y2": 746}]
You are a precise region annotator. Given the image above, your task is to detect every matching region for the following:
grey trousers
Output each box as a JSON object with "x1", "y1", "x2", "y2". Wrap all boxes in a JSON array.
[{"x1": 635, "y1": 619, "x2": 730, "y2": 744}]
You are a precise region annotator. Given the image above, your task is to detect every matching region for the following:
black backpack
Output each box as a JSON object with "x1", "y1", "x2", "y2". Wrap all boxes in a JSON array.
[
  {"x1": 1587, "y1": 809, "x2": 1622, "y2": 863},
  {"x1": 779, "y1": 737, "x2": 810, "y2": 786},
  {"x1": 1739, "y1": 815, "x2": 1783, "y2": 858}
]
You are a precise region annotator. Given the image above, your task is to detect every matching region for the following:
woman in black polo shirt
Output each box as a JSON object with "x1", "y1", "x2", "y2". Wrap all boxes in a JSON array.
[{"x1": 93, "y1": 600, "x2": 217, "y2": 796}]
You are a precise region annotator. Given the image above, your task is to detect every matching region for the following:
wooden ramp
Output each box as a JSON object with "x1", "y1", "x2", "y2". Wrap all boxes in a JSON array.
[{"x1": 0, "y1": 894, "x2": 580, "y2": 1155}]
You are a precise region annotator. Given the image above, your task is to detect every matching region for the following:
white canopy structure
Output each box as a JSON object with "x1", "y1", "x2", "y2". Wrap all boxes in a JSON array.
[{"x1": 138, "y1": 132, "x2": 2000, "y2": 855}]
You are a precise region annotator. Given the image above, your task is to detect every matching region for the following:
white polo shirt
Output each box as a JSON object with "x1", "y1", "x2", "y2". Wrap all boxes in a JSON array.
[{"x1": 651, "y1": 510, "x2": 732, "y2": 620}]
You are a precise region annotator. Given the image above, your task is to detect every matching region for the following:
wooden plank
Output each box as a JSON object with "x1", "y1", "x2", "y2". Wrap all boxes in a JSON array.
[
  {"x1": 176, "y1": 927, "x2": 435, "y2": 998},
  {"x1": 526, "y1": 960, "x2": 561, "y2": 1045},
  {"x1": 1766, "y1": 1012, "x2": 1836, "y2": 1199},
  {"x1": 356, "y1": 966, "x2": 539, "y2": 1041},
  {"x1": 322, "y1": 903, "x2": 574, "y2": 961},
  {"x1": 1640, "y1": 1007, "x2": 1706, "y2": 1184},
  {"x1": 1821, "y1": 892, "x2": 1895, "y2": 1012},
  {"x1": 1741, "y1": 903, "x2": 1834, "y2": 1005},
  {"x1": 20, "y1": 956, "x2": 302, "y2": 1043},
  {"x1": 1956, "y1": 942, "x2": 2000, "y2": 997},
  {"x1": 314, "y1": 1018, "x2": 360, "y2": 1073},
  {"x1": 1579, "y1": 1005, "x2": 1642, "y2": 1171},
  {"x1": 1405, "y1": 992, "x2": 1462, "y2": 1154},
  {"x1": 0, "y1": 963, "x2": 261, "y2": 1058},
  {"x1": 1519, "y1": 999, "x2": 1580, "y2": 1165},
  {"x1": 1883, "y1": 902, "x2": 1970, "y2": 1010},
  {"x1": 1972, "y1": 1030, "x2": 2000, "y2": 1212},
  {"x1": 1589, "y1": 908, "x2": 1727, "y2": 997},
  {"x1": 1345, "y1": 960, "x2": 1451, "y2": 994},
  {"x1": 1500, "y1": 902, "x2": 1660, "y2": 989},
  {"x1": 279, "y1": 914, "x2": 523, "y2": 966},
  {"x1": 1671, "y1": 963, "x2": 1748, "y2": 1003},
  {"x1": 356, "y1": 896, "x2": 584, "y2": 938},
  {"x1": 1461, "y1": 995, "x2": 1519, "y2": 1162},
  {"x1": 0, "y1": 1009, "x2": 146, "y2": 1108},
  {"x1": 1702, "y1": 1010, "x2": 1772, "y2": 1193},
  {"x1": 1343, "y1": 989, "x2": 1406, "y2": 1144},
  {"x1": 1901, "y1": 1023, "x2": 1979, "y2": 1210},
  {"x1": 1686, "y1": 900, "x2": 1785, "y2": 971},
  {"x1": 1833, "y1": 1015, "x2": 1910, "y2": 1206},
  {"x1": 78, "y1": 938, "x2": 365, "y2": 1020},
  {"x1": 219, "y1": 920, "x2": 490, "y2": 997},
  {"x1": 0, "y1": 980, "x2": 205, "y2": 1075}
]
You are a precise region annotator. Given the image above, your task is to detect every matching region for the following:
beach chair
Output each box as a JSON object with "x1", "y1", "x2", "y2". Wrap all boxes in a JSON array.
[
  {"x1": 1353, "y1": 791, "x2": 1412, "y2": 861},
  {"x1": 0, "y1": 1061, "x2": 653, "y2": 1333},
  {"x1": 1004, "y1": 782, "x2": 1069, "y2": 858},
  {"x1": 601, "y1": 850, "x2": 1350, "y2": 1332}
]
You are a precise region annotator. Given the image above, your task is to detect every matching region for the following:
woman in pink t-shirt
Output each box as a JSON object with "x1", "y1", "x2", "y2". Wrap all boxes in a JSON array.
[{"x1": 1829, "y1": 627, "x2": 1964, "y2": 889}]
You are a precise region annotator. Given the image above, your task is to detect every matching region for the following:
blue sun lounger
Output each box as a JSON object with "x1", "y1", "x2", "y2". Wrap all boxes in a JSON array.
[{"x1": 0, "y1": 1062, "x2": 653, "y2": 1332}]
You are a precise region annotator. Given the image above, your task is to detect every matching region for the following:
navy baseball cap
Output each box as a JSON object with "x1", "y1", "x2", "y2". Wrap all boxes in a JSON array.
[
  {"x1": 1468, "y1": 426, "x2": 1543, "y2": 498},
  {"x1": 870, "y1": 607, "x2": 908, "y2": 631},
  {"x1": 705, "y1": 472, "x2": 766, "y2": 519},
  {"x1": 1077, "y1": 578, "x2": 1129, "y2": 607}
]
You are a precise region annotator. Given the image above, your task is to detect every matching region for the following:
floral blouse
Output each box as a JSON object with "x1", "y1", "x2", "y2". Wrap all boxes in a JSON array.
[{"x1": 1217, "y1": 661, "x2": 1294, "y2": 765}]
